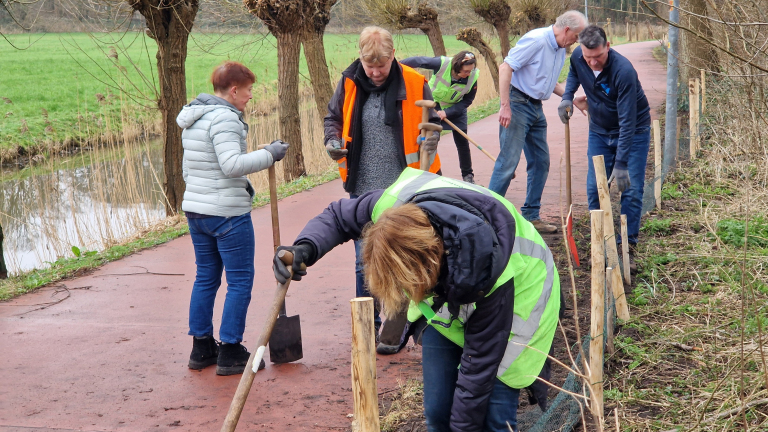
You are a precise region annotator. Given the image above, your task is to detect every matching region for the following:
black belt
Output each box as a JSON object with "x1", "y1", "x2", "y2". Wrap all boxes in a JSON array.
[{"x1": 511, "y1": 86, "x2": 541, "y2": 104}]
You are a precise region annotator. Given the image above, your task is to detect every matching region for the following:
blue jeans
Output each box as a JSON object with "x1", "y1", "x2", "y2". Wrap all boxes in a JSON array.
[
  {"x1": 489, "y1": 90, "x2": 549, "y2": 221},
  {"x1": 422, "y1": 326, "x2": 521, "y2": 432},
  {"x1": 351, "y1": 194, "x2": 381, "y2": 327},
  {"x1": 586, "y1": 127, "x2": 651, "y2": 244},
  {"x1": 188, "y1": 213, "x2": 255, "y2": 344}
]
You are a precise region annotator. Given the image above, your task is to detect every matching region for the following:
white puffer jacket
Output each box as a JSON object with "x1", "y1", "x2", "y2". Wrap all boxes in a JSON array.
[{"x1": 176, "y1": 94, "x2": 273, "y2": 217}]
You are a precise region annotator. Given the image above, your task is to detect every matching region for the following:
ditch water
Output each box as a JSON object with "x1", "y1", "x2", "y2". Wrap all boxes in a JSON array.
[{"x1": 0, "y1": 141, "x2": 166, "y2": 274}]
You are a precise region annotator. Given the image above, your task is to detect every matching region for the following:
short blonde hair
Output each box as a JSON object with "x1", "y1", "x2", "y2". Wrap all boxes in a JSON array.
[
  {"x1": 359, "y1": 26, "x2": 394, "y2": 65},
  {"x1": 361, "y1": 204, "x2": 444, "y2": 317}
]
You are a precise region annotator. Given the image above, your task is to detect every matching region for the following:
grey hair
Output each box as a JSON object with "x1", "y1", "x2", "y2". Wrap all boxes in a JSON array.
[
  {"x1": 578, "y1": 25, "x2": 608, "y2": 49},
  {"x1": 554, "y1": 10, "x2": 587, "y2": 31}
]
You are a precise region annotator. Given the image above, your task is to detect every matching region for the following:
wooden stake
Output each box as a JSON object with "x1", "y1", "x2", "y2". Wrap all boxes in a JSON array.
[
  {"x1": 590, "y1": 210, "x2": 606, "y2": 420},
  {"x1": 605, "y1": 267, "x2": 616, "y2": 356},
  {"x1": 694, "y1": 77, "x2": 701, "y2": 154},
  {"x1": 689, "y1": 79, "x2": 697, "y2": 159},
  {"x1": 653, "y1": 119, "x2": 662, "y2": 210},
  {"x1": 611, "y1": 261, "x2": 630, "y2": 326},
  {"x1": 607, "y1": 18, "x2": 612, "y2": 44},
  {"x1": 592, "y1": 155, "x2": 630, "y2": 320},
  {"x1": 700, "y1": 69, "x2": 706, "y2": 114},
  {"x1": 350, "y1": 298, "x2": 380, "y2": 432},
  {"x1": 626, "y1": 22, "x2": 630, "y2": 42},
  {"x1": 621, "y1": 215, "x2": 631, "y2": 286}
]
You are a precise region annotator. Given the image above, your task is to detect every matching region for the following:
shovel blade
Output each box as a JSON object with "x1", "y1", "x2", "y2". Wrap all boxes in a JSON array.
[{"x1": 268, "y1": 314, "x2": 303, "y2": 364}]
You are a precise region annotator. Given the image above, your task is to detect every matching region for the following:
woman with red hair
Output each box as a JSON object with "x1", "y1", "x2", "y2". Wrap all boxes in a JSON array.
[{"x1": 176, "y1": 61, "x2": 290, "y2": 376}]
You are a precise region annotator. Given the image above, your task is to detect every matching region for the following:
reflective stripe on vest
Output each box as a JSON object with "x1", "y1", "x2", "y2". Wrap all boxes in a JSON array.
[
  {"x1": 337, "y1": 65, "x2": 441, "y2": 182},
  {"x1": 373, "y1": 168, "x2": 560, "y2": 389},
  {"x1": 427, "y1": 57, "x2": 479, "y2": 109}
]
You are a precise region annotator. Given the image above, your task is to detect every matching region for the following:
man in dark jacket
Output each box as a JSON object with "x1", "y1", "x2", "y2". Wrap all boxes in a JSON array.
[
  {"x1": 558, "y1": 25, "x2": 651, "y2": 264},
  {"x1": 273, "y1": 168, "x2": 560, "y2": 432}
]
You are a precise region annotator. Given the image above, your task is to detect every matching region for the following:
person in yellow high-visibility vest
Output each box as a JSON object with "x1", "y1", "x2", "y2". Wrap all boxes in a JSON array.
[
  {"x1": 273, "y1": 168, "x2": 560, "y2": 432},
  {"x1": 401, "y1": 52, "x2": 479, "y2": 184}
]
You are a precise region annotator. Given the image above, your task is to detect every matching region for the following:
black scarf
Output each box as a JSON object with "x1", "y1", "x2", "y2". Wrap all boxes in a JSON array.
[{"x1": 344, "y1": 59, "x2": 403, "y2": 192}]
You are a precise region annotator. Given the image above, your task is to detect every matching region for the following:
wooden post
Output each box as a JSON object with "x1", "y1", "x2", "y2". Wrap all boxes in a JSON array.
[
  {"x1": 611, "y1": 263, "x2": 630, "y2": 328},
  {"x1": 592, "y1": 155, "x2": 630, "y2": 320},
  {"x1": 607, "y1": 18, "x2": 612, "y2": 44},
  {"x1": 700, "y1": 69, "x2": 706, "y2": 114},
  {"x1": 620, "y1": 215, "x2": 631, "y2": 286},
  {"x1": 694, "y1": 77, "x2": 701, "y2": 154},
  {"x1": 653, "y1": 119, "x2": 662, "y2": 210},
  {"x1": 689, "y1": 79, "x2": 697, "y2": 159},
  {"x1": 350, "y1": 298, "x2": 380, "y2": 432},
  {"x1": 626, "y1": 22, "x2": 630, "y2": 42},
  {"x1": 590, "y1": 210, "x2": 605, "y2": 421},
  {"x1": 605, "y1": 267, "x2": 616, "y2": 356}
]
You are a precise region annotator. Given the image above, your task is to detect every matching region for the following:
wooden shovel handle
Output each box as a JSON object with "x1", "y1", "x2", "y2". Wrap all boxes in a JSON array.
[
  {"x1": 220, "y1": 250, "x2": 294, "y2": 432},
  {"x1": 257, "y1": 144, "x2": 281, "y2": 251}
]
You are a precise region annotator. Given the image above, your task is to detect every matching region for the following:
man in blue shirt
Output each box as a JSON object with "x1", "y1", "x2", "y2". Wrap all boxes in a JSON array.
[
  {"x1": 558, "y1": 25, "x2": 651, "y2": 269},
  {"x1": 490, "y1": 10, "x2": 588, "y2": 234}
]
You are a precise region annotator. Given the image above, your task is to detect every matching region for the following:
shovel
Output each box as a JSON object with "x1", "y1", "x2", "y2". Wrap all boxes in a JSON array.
[
  {"x1": 221, "y1": 250, "x2": 303, "y2": 432},
  {"x1": 259, "y1": 150, "x2": 303, "y2": 364}
]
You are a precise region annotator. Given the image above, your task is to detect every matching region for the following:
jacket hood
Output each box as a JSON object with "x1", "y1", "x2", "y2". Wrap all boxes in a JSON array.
[
  {"x1": 176, "y1": 93, "x2": 242, "y2": 129},
  {"x1": 411, "y1": 189, "x2": 515, "y2": 306}
]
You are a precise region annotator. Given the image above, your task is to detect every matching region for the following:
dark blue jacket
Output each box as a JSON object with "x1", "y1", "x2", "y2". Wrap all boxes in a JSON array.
[
  {"x1": 563, "y1": 46, "x2": 651, "y2": 170},
  {"x1": 294, "y1": 187, "x2": 517, "y2": 431}
]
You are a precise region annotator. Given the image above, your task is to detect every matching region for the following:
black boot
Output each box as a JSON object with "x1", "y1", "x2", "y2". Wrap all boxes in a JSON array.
[
  {"x1": 188, "y1": 336, "x2": 219, "y2": 370},
  {"x1": 217, "y1": 343, "x2": 265, "y2": 375}
]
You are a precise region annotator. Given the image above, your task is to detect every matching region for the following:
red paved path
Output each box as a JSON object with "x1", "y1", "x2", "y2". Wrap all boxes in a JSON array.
[{"x1": 0, "y1": 41, "x2": 666, "y2": 432}]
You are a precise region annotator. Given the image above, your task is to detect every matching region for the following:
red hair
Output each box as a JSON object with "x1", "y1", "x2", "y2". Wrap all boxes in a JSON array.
[{"x1": 211, "y1": 61, "x2": 256, "y2": 93}]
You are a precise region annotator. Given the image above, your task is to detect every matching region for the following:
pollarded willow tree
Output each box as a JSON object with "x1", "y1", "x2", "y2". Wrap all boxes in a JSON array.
[
  {"x1": 364, "y1": 0, "x2": 446, "y2": 57},
  {"x1": 457, "y1": 27, "x2": 500, "y2": 94},
  {"x1": 244, "y1": 0, "x2": 309, "y2": 180},
  {"x1": 470, "y1": 0, "x2": 511, "y2": 59},
  {"x1": 302, "y1": 0, "x2": 336, "y2": 120},
  {"x1": 128, "y1": 0, "x2": 199, "y2": 215}
]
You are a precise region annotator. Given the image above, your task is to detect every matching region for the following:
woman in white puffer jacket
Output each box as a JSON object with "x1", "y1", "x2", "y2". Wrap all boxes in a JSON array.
[{"x1": 176, "y1": 61, "x2": 290, "y2": 376}]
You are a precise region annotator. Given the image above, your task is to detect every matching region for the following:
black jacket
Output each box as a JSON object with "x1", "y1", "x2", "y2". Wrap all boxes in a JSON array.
[
  {"x1": 562, "y1": 46, "x2": 651, "y2": 170},
  {"x1": 294, "y1": 186, "x2": 518, "y2": 431}
]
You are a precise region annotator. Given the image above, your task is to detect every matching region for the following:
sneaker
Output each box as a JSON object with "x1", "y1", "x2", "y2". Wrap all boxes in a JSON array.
[
  {"x1": 462, "y1": 173, "x2": 475, "y2": 184},
  {"x1": 188, "y1": 336, "x2": 219, "y2": 370},
  {"x1": 530, "y1": 219, "x2": 558, "y2": 234},
  {"x1": 216, "y1": 342, "x2": 264, "y2": 375}
]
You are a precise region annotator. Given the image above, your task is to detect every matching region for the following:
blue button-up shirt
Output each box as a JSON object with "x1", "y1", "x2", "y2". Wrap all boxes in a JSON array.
[{"x1": 504, "y1": 26, "x2": 565, "y2": 101}]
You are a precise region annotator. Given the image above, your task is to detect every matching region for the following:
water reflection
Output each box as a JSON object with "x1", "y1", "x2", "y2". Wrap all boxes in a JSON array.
[{"x1": 0, "y1": 141, "x2": 166, "y2": 274}]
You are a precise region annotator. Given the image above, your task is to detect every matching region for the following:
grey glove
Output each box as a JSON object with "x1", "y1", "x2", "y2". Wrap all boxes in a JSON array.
[
  {"x1": 420, "y1": 132, "x2": 439, "y2": 155},
  {"x1": 273, "y1": 243, "x2": 314, "y2": 284},
  {"x1": 265, "y1": 139, "x2": 289, "y2": 162},
  {"x1": 557, "y1": 99, "x2": 573, "y2": 124},
  {"x1": 325, "y1": 139, "x2": 348, "y2": 161},
  {"x1": 608, "y1": 168, "x2": 631, "y2": 193}
]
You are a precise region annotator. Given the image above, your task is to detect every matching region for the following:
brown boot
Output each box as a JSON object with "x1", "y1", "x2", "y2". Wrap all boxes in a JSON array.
[{"x1": 531, "y1": 219, "x2": 558, "y2": 234}]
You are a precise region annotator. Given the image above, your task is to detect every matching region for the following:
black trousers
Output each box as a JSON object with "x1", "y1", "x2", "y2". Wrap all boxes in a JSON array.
[{"x1": 441, "y1": 111, "x2": 473, "y2": 177}]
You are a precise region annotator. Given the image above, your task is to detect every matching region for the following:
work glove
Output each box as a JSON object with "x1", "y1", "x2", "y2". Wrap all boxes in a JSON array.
[
  {"x1": 325, "y1": 139, "x2": 347, "y2": 161},
  {"x1": 608, "y1": 168, "x2": 631, "y2": 193},
  {"x1": 557, "y1": 99, "x2": 573, "y2": 124},
  {"x1": 265, "y1": 139, "x2": 290, "y2": 162},
  {"x1": 419, "y1": 132, "x2": 440, "y2": 155},
  {"x1": 273, "y1": 243, "x2": 313, "y2": 284}
]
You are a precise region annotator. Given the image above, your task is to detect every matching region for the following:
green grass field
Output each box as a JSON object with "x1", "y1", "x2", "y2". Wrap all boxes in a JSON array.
[{"x1": 0, "y1": 32, "x2": 490, "y2": 152}]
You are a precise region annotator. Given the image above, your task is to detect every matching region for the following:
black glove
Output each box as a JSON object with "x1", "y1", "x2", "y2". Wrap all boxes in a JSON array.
[
  {"x1": 325, "y1": 139, "x2": 348, "y2": 161},
  {"x1": 608, "y1": 168, "x2": 631, "y2": 193},
  {"x1": 273, "y1": 243, "x2": 314, "y2": 284},
  {"x1": 557, "y1": 99, "x2": 573, "y2": 124},
  {"x1": 420, "y1": 132, "x2": 439, "y2": 155},
  {"x1": 265, "y1": 139, "x2": 289, "y2": 162}
]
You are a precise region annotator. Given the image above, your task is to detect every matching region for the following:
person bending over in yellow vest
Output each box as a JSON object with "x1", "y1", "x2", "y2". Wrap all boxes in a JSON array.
[
  {"x1": 273, "y1": 168, "x2": 561, "y2": 432},
  {"x1": 401, "y1": 51, "x2": 479, "y2": 184}
]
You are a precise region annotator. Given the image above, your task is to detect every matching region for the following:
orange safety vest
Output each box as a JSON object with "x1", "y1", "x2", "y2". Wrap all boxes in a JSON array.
[{"x1": 338, "y1": 64, "x2": 441, "y2": 182}]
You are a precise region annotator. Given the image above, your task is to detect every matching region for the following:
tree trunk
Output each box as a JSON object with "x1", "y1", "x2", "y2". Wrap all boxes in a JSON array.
[
  {"x1": 682, "y1": 0, "x2": 716, "y2": 82},
  {"x1": 495, "y1": 24, "x2": 510, "y2": 58},
  {"x1": 0, "y1": 223, "x2": 7, "y2": 279},
  {"x1": 302, "y1": 29, "x2": 334, "y2": 120},
  {"x1": 457, "y1": 27, "x2": 500, "y2": 95},
  {"x1": 131, "y1": 0, "x2": 198, "y2": 216},
  {"x1": 420, "y1": 21, "x2": 446, "y2": 56},
  {"x1": 277, "y1": 31, "x2": 306, "y2": 181}
]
